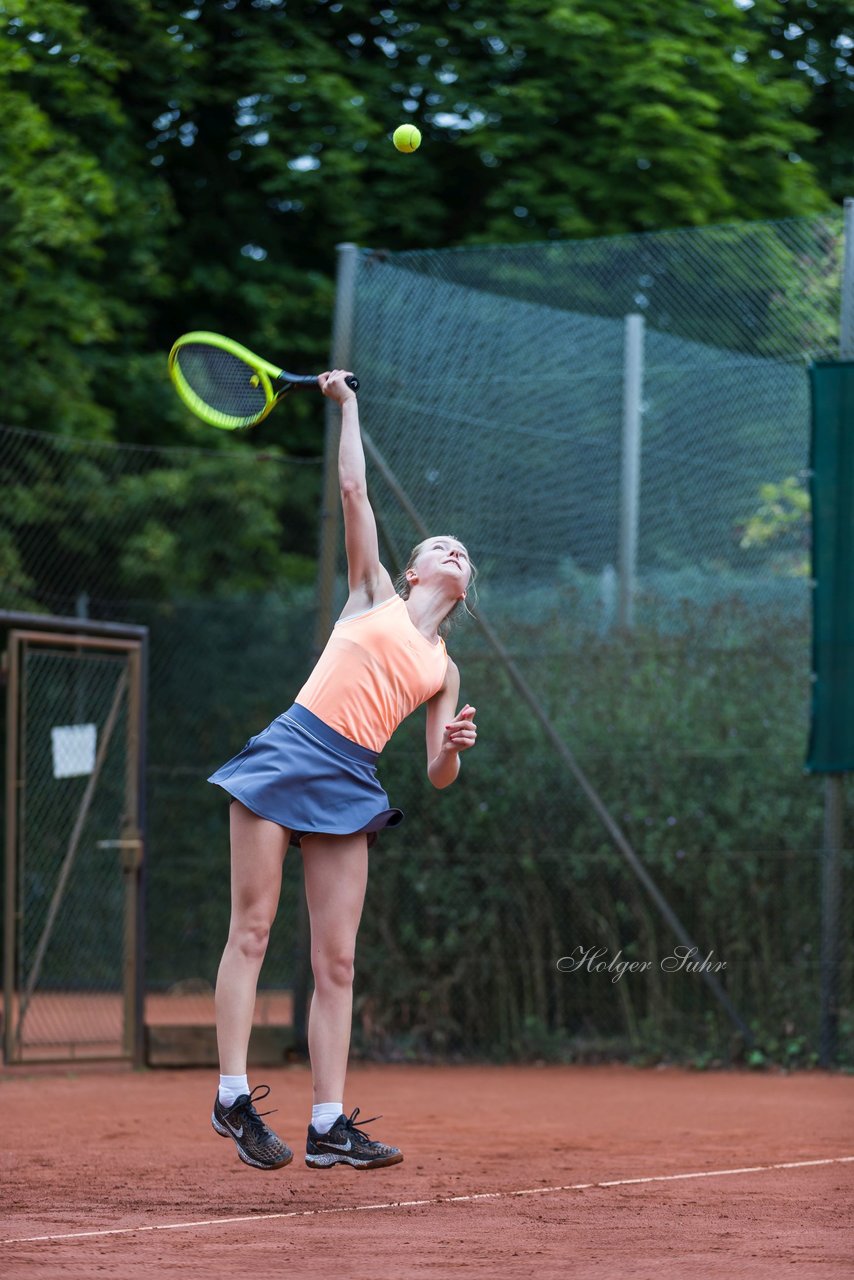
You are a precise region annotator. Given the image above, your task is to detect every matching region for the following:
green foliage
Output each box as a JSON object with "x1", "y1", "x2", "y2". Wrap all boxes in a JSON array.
[
  {"x1": 0, "y1": 430, "x2": 319, "y2": 602},
  {"x1": 750, "y1": 0, "x2": 854, "y2": 203},
  {"x1": 0, "y1": 528, "x2": 38, "y2": 607},
  {"x1": 739, "y1": 474, "x2": 810, "y2": 574},
  {"x1": 0, "y1": 0, "x2": 179, "y2": 436},
  {"x1": 342, "y1": 599, "x2": 852, "y2": 1065},
  {"x1": 0, "y1": 0, "x2": 840, "y2": 455}
]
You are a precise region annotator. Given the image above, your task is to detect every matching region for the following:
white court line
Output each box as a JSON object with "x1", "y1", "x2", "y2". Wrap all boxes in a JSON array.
[{"x1": 2, "y1": 1155, "x2": 852, "y2": 1246}]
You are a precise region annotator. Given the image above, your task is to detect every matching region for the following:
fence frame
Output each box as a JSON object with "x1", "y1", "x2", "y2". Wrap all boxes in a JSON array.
[{"x1": 1, "y1": 610, "x2": 149, "y2": 1066}]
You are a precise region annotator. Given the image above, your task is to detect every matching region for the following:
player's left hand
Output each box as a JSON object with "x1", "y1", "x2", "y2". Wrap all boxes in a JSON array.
[{"x1": 443, "y1": 704, "x2": 477, "y2": 753}]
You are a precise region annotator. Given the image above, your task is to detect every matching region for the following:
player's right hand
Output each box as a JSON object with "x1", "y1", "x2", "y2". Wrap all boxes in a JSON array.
[{"x1": 319, "y1": 369, "x2": 357, "y2": 404}]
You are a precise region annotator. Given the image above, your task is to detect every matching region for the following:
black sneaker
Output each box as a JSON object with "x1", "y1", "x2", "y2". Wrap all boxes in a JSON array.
[
  {"x1": 211, "y1": 1084, "x2": 293, "y2": 1170},
  {"x1": 305, "y1": 1106, "x2": 403, "y2": 1170}
]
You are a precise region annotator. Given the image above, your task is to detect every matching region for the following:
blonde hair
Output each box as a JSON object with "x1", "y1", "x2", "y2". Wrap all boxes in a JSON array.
[{"x1": 395, "y1": 536, "x2": 478, "y2": 636}]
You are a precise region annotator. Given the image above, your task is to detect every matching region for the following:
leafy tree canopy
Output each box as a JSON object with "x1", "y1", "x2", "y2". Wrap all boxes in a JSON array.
[
  {"x1": 750, "y1": 0, "x2": 854, "y2": 202},
  {"x1": 1, "y1": 0, "x2": 841, "y2": 450},
  {"x1": 0, "y1": 0, "x2": 845, "y2": 606}
]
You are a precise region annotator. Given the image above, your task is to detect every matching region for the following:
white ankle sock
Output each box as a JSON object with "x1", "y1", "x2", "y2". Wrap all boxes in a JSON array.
[
  {"x1": 219, "y1": 1073, "x2": 250, "y2": 1106},
  {"x1": 312, "y1": 1102, "x2": 343, "y2": 1134}
]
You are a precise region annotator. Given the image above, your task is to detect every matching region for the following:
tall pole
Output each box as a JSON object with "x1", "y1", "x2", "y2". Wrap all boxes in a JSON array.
[
  {"x1": 293, "y1": 243, "x2": 360, "y2": 1052},
  {"x1": 819, "y1": 197, "x2": 854, "y2": 1066},
  {"x1": 314, "y1": 243, "x2": 360, "y2": 659},
  {"x1": 840, "y1": 198, "x2": 854, "y2": 359},
  {"x1": 618, "y1": 314, "x2": 644, "y2": 629},
  {"x1": 4, "y1": 634, "x2": 20, "y2": 1063}
]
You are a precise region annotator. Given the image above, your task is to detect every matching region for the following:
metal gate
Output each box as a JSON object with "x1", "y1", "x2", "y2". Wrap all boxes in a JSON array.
[{"x1": 3, "y1": 627, "x2": 145, "y2": 1064}]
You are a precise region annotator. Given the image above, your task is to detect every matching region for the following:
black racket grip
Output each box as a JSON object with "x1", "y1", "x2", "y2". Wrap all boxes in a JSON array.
[{"x1": 345, "y1": 374, "x2": 360, "y2": 392}]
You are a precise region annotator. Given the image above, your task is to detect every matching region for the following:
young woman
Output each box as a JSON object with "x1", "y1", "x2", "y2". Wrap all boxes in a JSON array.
[{"x1": 208, "y1": 369, "x2": 477, "y2": 1171}]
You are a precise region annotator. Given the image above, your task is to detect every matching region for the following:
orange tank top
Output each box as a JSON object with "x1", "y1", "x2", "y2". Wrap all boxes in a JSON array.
[{"x1": 295, "y1": 594, "x2": 449, "y2": 753}]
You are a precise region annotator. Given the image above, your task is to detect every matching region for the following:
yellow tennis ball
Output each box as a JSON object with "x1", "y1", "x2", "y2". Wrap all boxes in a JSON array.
[{"x1": 393, "y1": 124, "x2": 421, "y2": 153}]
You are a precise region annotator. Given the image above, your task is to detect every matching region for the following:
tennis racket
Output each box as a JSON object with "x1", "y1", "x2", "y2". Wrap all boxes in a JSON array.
[{"x1": 168, "y1": 331, "x2": 360, "y2": 430}]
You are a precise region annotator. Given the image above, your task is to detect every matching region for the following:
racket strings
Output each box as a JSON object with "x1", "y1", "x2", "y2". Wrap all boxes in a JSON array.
[{"x1": 174, "y1": 344, "x2": 270, "y2": 422}]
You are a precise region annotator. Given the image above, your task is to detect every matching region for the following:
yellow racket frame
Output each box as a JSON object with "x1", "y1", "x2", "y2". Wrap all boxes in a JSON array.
[{"x1": 168, "y1": 331, "x2": 285, "y2": 430}]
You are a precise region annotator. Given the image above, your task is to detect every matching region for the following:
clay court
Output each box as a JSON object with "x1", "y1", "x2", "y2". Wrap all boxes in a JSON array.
[{"x1": 1, "y1": 1062, "x2": 851, "y2": 1278}]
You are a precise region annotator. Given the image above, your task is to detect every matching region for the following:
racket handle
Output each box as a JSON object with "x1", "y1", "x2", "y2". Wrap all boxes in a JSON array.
[{"x1": 345, "y1": 374, "x2": 360, "y2": 392}]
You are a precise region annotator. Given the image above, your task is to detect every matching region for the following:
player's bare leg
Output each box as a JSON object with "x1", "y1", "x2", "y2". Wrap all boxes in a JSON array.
[
  {"x1": 211, "y1": 800, "x2": 293, "y2": 1169},
  {"x1": 215, "y1": 800, "x2": 289, "y2": 1072},
  {"x1": 301, "y1": 831, "x2": 402, "y2": 1169},
  {"x1": 302, "y1": 831, "x2": 369, "y2": 1102}
]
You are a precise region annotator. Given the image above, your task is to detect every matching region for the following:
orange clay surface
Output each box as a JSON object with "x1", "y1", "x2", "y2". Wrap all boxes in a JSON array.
[{"x1": 1, "y1": 1062, "x2": 852, "y2": 1279}]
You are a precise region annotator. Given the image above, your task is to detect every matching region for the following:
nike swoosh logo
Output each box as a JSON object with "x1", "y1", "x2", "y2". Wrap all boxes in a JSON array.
[
  {"x1": 226, "y1": 1120, "x2": 244, "y2": 1138},
  {"x1": 320, "y1": 1137, "x2": 352, "y2": 1151}
]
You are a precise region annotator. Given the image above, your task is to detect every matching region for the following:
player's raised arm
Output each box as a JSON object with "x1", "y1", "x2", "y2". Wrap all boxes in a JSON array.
[{"x1": 319, "y1": 370, "x2": 393, "y2": 615}]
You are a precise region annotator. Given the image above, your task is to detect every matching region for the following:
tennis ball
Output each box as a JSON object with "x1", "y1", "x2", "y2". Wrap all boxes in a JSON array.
[{"x1": 393, "y1": 124, "x2": 421, "y2": 153}]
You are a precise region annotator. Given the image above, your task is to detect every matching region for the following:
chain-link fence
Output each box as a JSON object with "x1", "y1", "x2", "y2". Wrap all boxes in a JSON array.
[
  {"x1": 1, "y1": 213, "x2": 852, "y2": 1066},
  {"x1": 0, "y1": 428, "x2": 321, "y2": 1055},
  {"x1": 8, "y1": 644, "x2": 131, "y2": 1058},
  {"x1": 342, "y1": 212, "x2": 852, "y2": 1065},
  {"x1": 352, "y1": 215, "x2": 841, "y2": 598}
]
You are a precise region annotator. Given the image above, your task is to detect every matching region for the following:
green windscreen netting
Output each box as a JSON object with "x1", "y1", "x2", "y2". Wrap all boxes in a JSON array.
[
  {"x1": 351, "y1": 216, "x2": 842, "y2": 624},
  {"x1": 808, "y1": 361, "x2": 854, "y2": 773}
]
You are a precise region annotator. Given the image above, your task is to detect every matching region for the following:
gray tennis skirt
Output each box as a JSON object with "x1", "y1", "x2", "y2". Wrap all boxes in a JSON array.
[{"x1": 207, "y1": 702, "x2": 404, "y2": 847}]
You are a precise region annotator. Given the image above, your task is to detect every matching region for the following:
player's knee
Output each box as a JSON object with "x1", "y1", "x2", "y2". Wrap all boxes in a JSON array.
[
  {"x1": 231, "y1": 918, "x2": 271, "y2": 964},
  {"x1": 312, "y1": 948, "x2": 355, "y2": 991}
]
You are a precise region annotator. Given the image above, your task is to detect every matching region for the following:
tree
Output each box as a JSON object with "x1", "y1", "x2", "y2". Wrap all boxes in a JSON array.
[
  {"x1": 0, "y1": 428, "x2": 319, "y2": 604},
  {"x1": 750, "y1": 0, "x2": 854, "y2": 203},
  {"x1": 0, "y1": 0, "x2": 180, "y2": 437},
  {"x1": 2, "y1": 0, "x2": 834, "y2": 451}
]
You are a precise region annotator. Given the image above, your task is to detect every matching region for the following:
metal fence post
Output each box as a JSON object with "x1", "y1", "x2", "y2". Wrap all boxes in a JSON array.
[
  {"x1": 314, "y1": 244, "x2": 360, "y2": 652},
  {"x1": 618, "y1": 314, "x2": 644, "y2": 629},
  {"x1": 4, "y1": 634, "x2": 20, "y2": 1063}
]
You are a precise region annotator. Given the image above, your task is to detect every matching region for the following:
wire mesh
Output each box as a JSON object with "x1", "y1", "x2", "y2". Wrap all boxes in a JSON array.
[
  {"x1": 0, "y1": 213, "x2": 851, "y2": 1064},
  {"x1": 13, "y1": 647, "x2": 128, "y2": 1058},
  {"x1": 343, "y1": 212, "x2": 852, "y2": 1063},
  {"x1": 352, "y1": 214, "x2": 842, "y2": 605},
  {"x1": 0, "y1": 429, "x2": 322, "y2": 1046}
]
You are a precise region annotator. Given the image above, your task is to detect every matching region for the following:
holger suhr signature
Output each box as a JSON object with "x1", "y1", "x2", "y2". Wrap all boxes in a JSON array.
[{"x1": 557, "y1": 945, "x2": 726, "y2": 984}]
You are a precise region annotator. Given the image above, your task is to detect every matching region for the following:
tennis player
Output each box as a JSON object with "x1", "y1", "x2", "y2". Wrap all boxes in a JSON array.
[{"x1": 208, "y1": 369, "x2": 477, "y2": 1171}]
